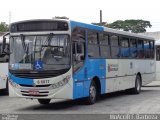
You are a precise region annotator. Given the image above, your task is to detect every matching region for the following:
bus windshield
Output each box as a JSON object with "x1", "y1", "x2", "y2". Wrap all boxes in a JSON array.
[{"x1": 9, "y1": 34, "x2": 70, "y2": 71}]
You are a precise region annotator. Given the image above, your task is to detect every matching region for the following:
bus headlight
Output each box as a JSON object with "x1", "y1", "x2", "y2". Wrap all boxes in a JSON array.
[{"x1": 51, "y1": 75, "x2": 70, "y2": 89}]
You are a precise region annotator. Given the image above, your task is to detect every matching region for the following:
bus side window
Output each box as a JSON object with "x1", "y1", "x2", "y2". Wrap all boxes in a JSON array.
[
  {"x1": 150, "y1": 41, "x2": 154, "y2": 59},
  {"x1": 130, "y1": 39, "x2": 137, "y2": 58},
  {"x1": 144, "y1": 40, "x2": 150, "y2": 58},
  {"x1": 110, "y1": 35, "x2": 119, "y2": 58},
  {"x1": 137, "y1": 39, "x2": 144, "y2": 59},
  {"x1": 120, "y1": 37, "x2": 129, "y2": 58},
  {"x1": 88, "y1": 31, "x2": 100, "y2": 58},
  {"x1": 99, "y1": 33, "x2": 111, "y2": 58},
  {"x1": 156, "y1": 46, "x2": 160, "y2": 61}
]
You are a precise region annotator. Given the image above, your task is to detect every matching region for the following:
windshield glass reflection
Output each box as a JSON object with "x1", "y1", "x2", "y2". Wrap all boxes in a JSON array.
[{"x1": 10, "y1": 34, "x2": 70, "y2": 71}]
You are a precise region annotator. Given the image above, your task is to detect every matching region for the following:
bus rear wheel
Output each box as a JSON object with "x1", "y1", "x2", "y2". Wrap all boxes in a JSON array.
[
  {"x1": 38, "y1": 99, "x2": 51, "y2": 105},
  {"x1": 130, "y1": 75, "x2": 141, "y2": 94},
  {"x1": 86, "y1": 81, "x2": 97, "y2": 105}
]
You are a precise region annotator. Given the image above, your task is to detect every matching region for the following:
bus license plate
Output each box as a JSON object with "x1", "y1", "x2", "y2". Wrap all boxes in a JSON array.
[{"x1": 29, "y1": 90, "x2": 39, "y2": 95}]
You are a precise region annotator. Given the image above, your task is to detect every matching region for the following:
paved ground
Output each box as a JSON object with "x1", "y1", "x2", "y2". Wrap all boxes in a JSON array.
[
  {"x1": 1, "y1": 81, "x2": 160, "y2": 115},
  {"x1": 0, "y1": 81, "x2": 160, "y2": 119}
]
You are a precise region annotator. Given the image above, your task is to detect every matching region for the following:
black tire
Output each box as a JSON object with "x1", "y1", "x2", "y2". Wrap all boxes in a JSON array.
[
  {"x1": 5, "y1": 80, "x2": 9, "y2": 95},
  {"x1": 130, "y1": 75, "x2": 141, "y2": 94},
  {"x1": 3, "y1": 80, "x2": 9, "y2": 95},
  {"x1": 38, "y1": 99, "x2": 51, "y2": 105},
  {"x1": 86, "y1": 81, "x2": 97, "y2": 105}
]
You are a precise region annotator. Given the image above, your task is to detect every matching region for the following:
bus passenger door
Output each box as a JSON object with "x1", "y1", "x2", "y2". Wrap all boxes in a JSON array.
[
  {"x1": 71, "y1": 27, "x2": 86, "y2": 99},
  {"x1": 72, "y1": 41, "x2": 86, "y2": 98}
]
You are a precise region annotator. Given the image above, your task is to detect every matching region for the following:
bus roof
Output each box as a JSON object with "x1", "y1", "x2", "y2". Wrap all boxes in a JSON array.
[
  {"x1": 10, "y1": 19, "x2": 69, "y2": 24},
  {"x1": 10, "y1": 19, "x2": 155, "y2": 41},
  {"x1": 70, "y1": 20, "x2": 155, "y2": 41},
  {"x1": 104, "y1": 27, "x2": 155, "y2": 41}
]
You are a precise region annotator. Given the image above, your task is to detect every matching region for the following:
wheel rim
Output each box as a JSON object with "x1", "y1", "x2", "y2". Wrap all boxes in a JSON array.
[
  {"x1": 89, "y1": 85, "x2": 96, "y2": 103},
  {"x1": 137, "y1": 77, "x2": 141, "y2": 92}
]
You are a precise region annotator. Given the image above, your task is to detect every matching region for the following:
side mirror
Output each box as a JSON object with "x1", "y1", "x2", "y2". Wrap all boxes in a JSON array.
[
  {"x1": 2, "y1": 36, "x2": 6, "y2": 51},
  {"x1": 2, "y1": 32, "x2": 9, "y2": 54}
]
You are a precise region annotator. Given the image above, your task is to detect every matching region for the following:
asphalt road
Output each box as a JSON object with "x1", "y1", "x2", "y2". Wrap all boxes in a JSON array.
[{"x1": 0, "y1": 82, "x2": 160, "y2": 120}]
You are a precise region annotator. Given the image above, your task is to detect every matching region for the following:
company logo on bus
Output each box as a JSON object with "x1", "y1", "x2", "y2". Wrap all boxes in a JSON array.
[{"x1": 108, "y1": 64, "x2": 119, "y2": 72}]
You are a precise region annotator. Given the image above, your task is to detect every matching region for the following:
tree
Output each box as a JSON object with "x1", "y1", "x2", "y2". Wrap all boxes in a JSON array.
[
  {"x1": 107, "y1": 20, "x2": 152, "y2": 33},
  {"x1": 0, "y1": 22, "x2": 9, "y2": 32},
  {"x1": 53, "y1": 16, "x2": 69, "y2": 20}
]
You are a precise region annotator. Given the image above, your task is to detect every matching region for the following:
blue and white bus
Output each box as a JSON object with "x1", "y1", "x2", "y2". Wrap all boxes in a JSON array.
[
  {"x1": 0, "y1": 34, "x2": 9, "y2": 94},
  {"x1": 5, "y1": 19, "x2": 155, "y2": 104}
]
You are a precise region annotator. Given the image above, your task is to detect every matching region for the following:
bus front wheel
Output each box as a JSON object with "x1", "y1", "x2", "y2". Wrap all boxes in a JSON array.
[
  {"x1": 4, "y1": 81, "x2": 9, "y2": 95},
  {"x1": 86, "y1": 81, "x2": 97, "y2": 105},
  {"x1": 38, "y1": 99, "x2": 51, "y2": 105},
  {"x1": 3, "y1": 79, "x2": 9, "y2": 95}
]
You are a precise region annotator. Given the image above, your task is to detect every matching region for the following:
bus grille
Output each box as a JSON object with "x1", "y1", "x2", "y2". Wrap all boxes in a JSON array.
[
  {"x1": 22, "y1": 94, "x2": 48, "y2": 97},
  {"x1": 19, "y1": 84, "x2": 51, "y2": 87},
  {"x1": 9, "y1": 69, "x2": 69, "y2": 79},
  {"x1": 21, "y1": 90, "x2": 49, "y2": 97},
  {"x1": 12, "y1": 72, "x2": 57, "y2": 79}
]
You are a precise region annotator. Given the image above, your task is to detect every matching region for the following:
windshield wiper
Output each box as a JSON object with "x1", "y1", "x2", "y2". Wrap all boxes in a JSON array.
[
  {"x1": 47, "y1": 33, "x2": 54, "y2": 46},
  {"x1": 20, "y1": 34, "x2": 30, "y2": 62},
  {"x1": 39, "y1": 33, "x2": 54, "y2": 52},
  {"x1": 33, "y1": 33, "x2": 55, "y2": 61},
  {"x1": 20, "y1": 34, "x2": 28, "y2": 53}
]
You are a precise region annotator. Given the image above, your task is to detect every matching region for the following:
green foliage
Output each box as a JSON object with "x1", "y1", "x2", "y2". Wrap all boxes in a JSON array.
[
  {"x1": 107, "y1": 20, "x2": 152, "y2": 33},
  {"x1": 53, "y1": 16, "x2": 69, "y2": 20},
  {"x1": 0, "y1": 22, "x2": 9, "y2": 32},
  {"x1": 92, "y1": 19, "x2": 152, "y2": 33}
]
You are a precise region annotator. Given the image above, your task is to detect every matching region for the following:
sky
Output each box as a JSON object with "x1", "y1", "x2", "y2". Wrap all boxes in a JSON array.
[{"x1": 0, "y1": 0, "x2": 160, "y2": 32}]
